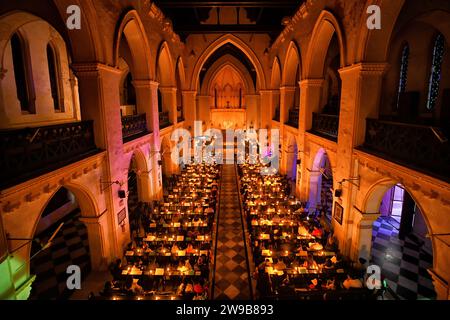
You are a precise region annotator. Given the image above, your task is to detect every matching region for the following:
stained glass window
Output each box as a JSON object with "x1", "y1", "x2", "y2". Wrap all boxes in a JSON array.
[
  {"x1": 396, "y1": 44, "x2": 409, "y2": 109},
  {"x1": 426, "y1": 33, "x2": 445, "y2": 110}
]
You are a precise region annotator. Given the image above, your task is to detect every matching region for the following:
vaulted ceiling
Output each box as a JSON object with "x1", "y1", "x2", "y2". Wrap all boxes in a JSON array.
[{"x1": 153, "y1": 0, "x2": 304, "y2": 41}]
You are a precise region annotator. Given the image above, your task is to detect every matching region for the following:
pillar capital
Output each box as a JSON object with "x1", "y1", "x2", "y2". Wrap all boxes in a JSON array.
[
  {"x1": 299, "y1": 78, "x2": 324, "y2": 88},
  {"x1": 339, "y1": 63, "x2": 390, "y2": 77},
  {"x1": 133, "y1": 80, "x2": 159, "y2": 89},
  {"x1": 353, "y1": 206, "x2": 380, "y2": 225},
  {"x1": 79, "y1": 209, "x2": 107, "y2": 225},
  {"x1": 159, "y1": 86, "x2": 177, "y2": 93},
  {"x1": 71, "y1": 63, "x2": 122, "y2": 78},
  {"x1": 279, "y1": 86, "x2": 296, "y2": 93},
  {"x1": 258, "y1": 89, "x2": 274, "y2": 94},
  {"x1": 182, "y1": 90, "x2": 197, "y2": 96}
]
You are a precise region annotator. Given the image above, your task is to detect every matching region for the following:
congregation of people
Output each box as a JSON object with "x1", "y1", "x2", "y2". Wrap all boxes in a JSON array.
[
  {"x1": 101, "y1": 164, "x2": 220, "y2": 300},
  {"x1": 238, "y1": 161, "x2": 383, "y2": 300}
]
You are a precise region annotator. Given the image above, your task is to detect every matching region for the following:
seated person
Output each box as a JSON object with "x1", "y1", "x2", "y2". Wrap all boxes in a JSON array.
[
  {"x1": 186, "y1": 243, "x2": 195, "y2": 254},
  {"x1": 130, "y1": 278, "x2": 144, "y2": 294},
  {"x1": 274, "y1": 258, "x2": 287, "y2": 270},
  {"x1": 308, "y1": 242, "x2": 323, "y2": 251},
  {"x1": 325, "y1": 232, "x2": 338, "y2": 251},
  {"x1": 171, "y1": 243, "x2": 179, "y2": 255},
  {"x1": 185, "y1": 281, "x2": 194, "y2": 294},
  {"x1": 297, "y1": 224, "x2": 309, "y2": 237},
  {"x1": 303, "y1": 254, "x2": 319, "y2": 270},
  {"x1": 311, "y1": 227, "x2": 323, "y2": 238},
  {"x1": 342, "y1": 275, "x2": 363, "y2": 290},
  {"x1": 184, "y1": 259, "x2": 193, "y2": 271},
  {"x1": 322, "y1": 258, "x2": 334, "y2": 270},
  {"x1": 323, "y1": 278, "x2": 336, "y2": 290}
]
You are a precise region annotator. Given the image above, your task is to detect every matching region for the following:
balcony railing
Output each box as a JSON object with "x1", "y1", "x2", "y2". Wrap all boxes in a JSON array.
[
  {"x1": 273, "y1": 107, "x2": 280, "y2": 122},
  {"x1": 286, "y1": 107, "x2": 299, "y2": 128},
  {"x1": 359, "y1": 119, "x2": 450, "y2": 182},
  {"x1": 122, "y1": 113, "x2": 149, "y2": 143},
  {"x1": 0, "y1": 121, "x2": 99, "y2": 189},
  {"x1": 159, "y1": 111, "x2": 172, "y2": 129},
  {"x1": 310, "y1": 113, "x2": 339, "y2": 141}
]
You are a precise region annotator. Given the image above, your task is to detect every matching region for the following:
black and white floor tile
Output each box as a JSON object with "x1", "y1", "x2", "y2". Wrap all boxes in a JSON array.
[
  {"x1": 213, "y1": 165, "x2": 252, "y2": 300},
  {"x1": 370, "y1": 217, "x2": 436, "y2": 300},
  {"x1": 30, "y1": 210, "x2": 91, "y2": 300}
]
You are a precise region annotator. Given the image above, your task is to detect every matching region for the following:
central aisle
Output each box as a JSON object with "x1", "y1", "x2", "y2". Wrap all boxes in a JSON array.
[{"x1": 213, "y1": 164, "x2": 252, "y2": 300}]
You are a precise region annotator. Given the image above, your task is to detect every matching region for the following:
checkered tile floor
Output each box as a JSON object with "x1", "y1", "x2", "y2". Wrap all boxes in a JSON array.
[
  {"x1": 213, "y1": 165, "x2": 252, "y2": 300},
  {"x1": 30, "y1": 210, "x2": 91, "y2": 300},
  {"x1": 370, "y1": 217, "x2": 436, "y2": 300}
]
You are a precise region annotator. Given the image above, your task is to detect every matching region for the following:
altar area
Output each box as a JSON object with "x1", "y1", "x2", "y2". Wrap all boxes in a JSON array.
[{"x1": 210, "y1": 108, "x2": 246, "y2": 130}]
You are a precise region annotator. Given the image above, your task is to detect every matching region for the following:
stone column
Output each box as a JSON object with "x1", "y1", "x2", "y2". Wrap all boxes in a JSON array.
[
  {"x1": 182, "y1": 90, "x2": 197, "y2": 134},
  {"x1": 133, "y1": 80, "x2": 159, "y2": 133},
  {"x1": 132, "y1": 80, "x2": 163, "y2": 200},
  {"x1": 351, "y1": 208, "x2": 380, "y2": 263},
  {"x1": 159, "y1": 86, "x2": 178, "y2": 126},
  {"x1": 73, "y1": 63, "x2": 128, "y2": 261},
  {"x1": 429, "y1": 269, "x2": 450, "y2": 300},
  {"x1": 259, "y1": 90, "x2": 272, "y2": 129},
  {"x1": 297, "y1": 79, "x2": 324, "y2": 201},
  {"x1": 136, "y1": 171, "x2": 153, "y2": 203},
  {"x1": 279, "y1": 86, "x2": 296, "y2": 125},
  {"x1": 79, "y1": 213, "x2": 109, "y2": 271},
  {"x1": 336, "y1": 63, "x2": 388, "y2": 255},
  {"x1": 278, "y1": 86, "x2": 296, "y2": 175}
]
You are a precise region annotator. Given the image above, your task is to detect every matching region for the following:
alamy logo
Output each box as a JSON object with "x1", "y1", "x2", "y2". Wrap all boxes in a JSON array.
[
  {"x1": 66, "y1": 265, "x2": 81, "y2": 290},
  {"x1": 366, "y1": 265, "x2": 382, "y2": 290},
  {"x1": 170, "y1": 121, "x2": 280, "y2": 175},
  {"x1": 67, "y1": 5, "x2": 81, "y2": 30},
  {"x1": 367, "y1": 5, "x2": 381, "y2": 30}
]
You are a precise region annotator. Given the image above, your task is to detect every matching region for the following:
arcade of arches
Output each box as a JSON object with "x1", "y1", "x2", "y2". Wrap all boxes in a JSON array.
[{"x1": 0, "y1": 0, "x2": 449, "y2": 301}]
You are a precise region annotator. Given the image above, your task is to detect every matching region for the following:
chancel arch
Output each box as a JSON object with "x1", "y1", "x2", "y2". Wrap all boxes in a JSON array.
[{"x1": 196, "y1": 43, "x2": 259, "y2": 130}]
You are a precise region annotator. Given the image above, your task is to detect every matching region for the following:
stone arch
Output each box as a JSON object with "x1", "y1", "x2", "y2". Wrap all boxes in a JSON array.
[
  {"x1": 308, "y1": 148, "x2": 335, "y2": 214},
  {"x1": 48, "y1": 0, "x2": 105, "y2": 64},
  {"x1": 356, "y1": 0, "x2": 405, "y2": 62},
  {"x1": 362, "y1": 179, "x2": 434, "y2": 244},
  {"x1": 176, "y1": 57, "x2": 186, "y2": 91},
  {"x1": 282, "y1": 41, "x2": 301, "y2": 86},
  {"x1": 32, "y1": 183, "x2": 100, "y2": 240},
  {"x1": 190, "y1": 34, "x2": 267, "y2": 91},
  {"x1": 285, "y1": 133, "x2": 298, "y2": 182},
  {"x1": 271, "y1": 57, "x2": 282, "y2": 89},
  {"x1": 28, "y1": 181, "x2": 101, "y2": 270},
  {"x1": 114, "y1": 10, "x2": 152, "y2": 80},
  {"x1": 156, "y1": 41, "x2": 176, "y2": 87},
  {"x1": 304, "y1": 10, "x2": 346, "y2": 79},
  {"x1": 360, "y1": 178, "x2": 437, "y2": 298},
  {"x1": 201, "y1": 56, "x2": 256, "y2": 96}
]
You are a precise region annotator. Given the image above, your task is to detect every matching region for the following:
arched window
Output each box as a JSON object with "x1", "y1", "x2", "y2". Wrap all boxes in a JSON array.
[
  {"x1": 426, "y1": 33, "x2": 445, "y2": 111},
  {"x1": 396, "y1": 43, "x2": 410, "y2": 109},
  {"x1": 11, "y1": 33, "x2": 34, "y2": 113},
  {"x1": 46, "y1": 44, "x2": 63, "y2": 111}
]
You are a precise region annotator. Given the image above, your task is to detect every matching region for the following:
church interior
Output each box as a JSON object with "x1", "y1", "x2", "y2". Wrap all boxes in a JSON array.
[{"x1": 0, "y1": 0, "x2": 449, "y2": 301}]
